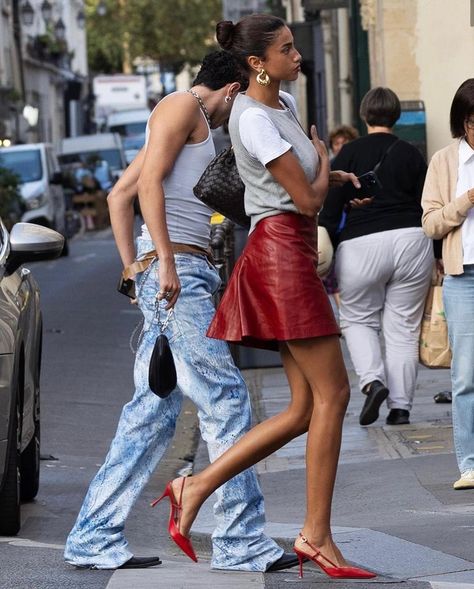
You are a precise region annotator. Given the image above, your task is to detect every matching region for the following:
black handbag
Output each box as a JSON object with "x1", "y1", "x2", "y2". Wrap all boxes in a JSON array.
[
  {"x1": 193, "y1": 96, "x2": 293, "y2": 229},
  {"x1": 149, "y1": 333, "x2": 177, "y2": 398},
  {"x1": 193, "y1": 146, "x2": 249, "y2": 228}
]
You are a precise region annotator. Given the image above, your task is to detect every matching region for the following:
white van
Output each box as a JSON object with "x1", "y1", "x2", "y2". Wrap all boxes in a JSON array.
[
  {"x1": 0, "y1": 143, "x2": 67, "y2": 243},
  {"x1": 106, "y1": 109, "x2": 150, "y2": 164},
  {"x1": 58, "y1": 133, "x2": 127, "y2": 180}
]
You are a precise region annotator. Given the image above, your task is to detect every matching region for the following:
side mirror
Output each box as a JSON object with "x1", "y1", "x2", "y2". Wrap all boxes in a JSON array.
[
  {"x1": 51, "y1": 171, "x2": 63, "y2": 185},
  {"x1": 6, "y1": 222, "x2": 65, "y2": 274}
]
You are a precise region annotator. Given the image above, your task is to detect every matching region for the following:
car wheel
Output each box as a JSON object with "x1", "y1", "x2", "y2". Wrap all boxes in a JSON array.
[{"x1": 0, "y1": 397, "x2": 21, "y2": 535}]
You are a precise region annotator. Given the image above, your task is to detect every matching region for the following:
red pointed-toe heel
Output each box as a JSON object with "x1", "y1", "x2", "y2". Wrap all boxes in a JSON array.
[
  {"x1": 151, "y1": 477, "x2": 198, "y2": 563},
  {"x1": 293, "y1": 534, "x2": 376, "y2": 579}
]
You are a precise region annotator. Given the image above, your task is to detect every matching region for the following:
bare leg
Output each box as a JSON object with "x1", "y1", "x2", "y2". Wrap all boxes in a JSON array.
[
  {"x1": 287, "y1": 336, "x2": 350, "y2": 566},
  {"x1": 171, "y1": 343, "x2": 314, "y2": 535},
  {"x1": 172, "y1": 335, "x2": 349, "y2": 567}
]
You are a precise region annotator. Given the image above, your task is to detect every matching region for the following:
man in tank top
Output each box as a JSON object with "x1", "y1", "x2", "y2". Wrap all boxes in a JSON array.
[{"x1": 64, "y1": 52, "x2": 298, "y2": 573}]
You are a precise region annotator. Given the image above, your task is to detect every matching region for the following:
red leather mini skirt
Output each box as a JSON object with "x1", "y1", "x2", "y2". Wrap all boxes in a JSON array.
[{"x1": 207, "y1": 212, "x2": 339, "y2": 350}]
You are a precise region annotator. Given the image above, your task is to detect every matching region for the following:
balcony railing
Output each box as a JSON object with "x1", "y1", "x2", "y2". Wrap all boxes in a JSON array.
[{"x1": 26, "y1": 34, "x2": 72, "y2": 69}]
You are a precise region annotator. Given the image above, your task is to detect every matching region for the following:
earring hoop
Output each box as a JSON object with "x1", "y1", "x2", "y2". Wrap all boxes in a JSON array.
[
  {"x1": 256, "y1": 69, "x2": 271, "y2": 87},
  {"x1": 224, "y1": 95, "x2": 232, "y2": 104}
]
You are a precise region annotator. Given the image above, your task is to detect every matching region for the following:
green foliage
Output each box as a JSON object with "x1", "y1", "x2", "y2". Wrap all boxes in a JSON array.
[
  {"x1": 36, "y1": 22, "x2": 69, "y2": 55},
  {"x1": 86, "y1": 0, "x2": 222, "y2": 74},
  {"x1": 0, "y1": 167, "x2": 24, "y2": 231}
]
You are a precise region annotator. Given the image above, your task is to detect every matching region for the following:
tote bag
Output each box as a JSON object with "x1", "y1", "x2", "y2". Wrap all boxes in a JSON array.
[{"x1": 419, "y1": 283, "x2": 451, "y2": 368}]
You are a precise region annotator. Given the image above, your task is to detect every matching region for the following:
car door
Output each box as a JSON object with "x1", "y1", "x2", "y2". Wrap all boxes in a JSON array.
[{"x1": 0, "y1": 221, "x2": 17, "y2": 479}]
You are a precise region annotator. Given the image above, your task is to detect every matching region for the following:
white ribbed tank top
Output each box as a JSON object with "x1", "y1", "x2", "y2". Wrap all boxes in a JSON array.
[{"x1": 141, "y1": 92, "x2": 215, "y2": 248}]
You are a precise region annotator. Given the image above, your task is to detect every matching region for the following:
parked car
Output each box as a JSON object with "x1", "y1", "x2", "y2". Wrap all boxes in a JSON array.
[
  {"x1": 0, "y1": 220, "x2": 64, "y2": 535},
  {"x1": 0, "y1": 144, "x2": 68, "y2": 254},
  {"x1": 58, "y1": 133, "x2": 127, "y2": 181},
  {"x1": 61, "y1": 160, "x2": 114, "y2": 195},
  {"x1": 121, "y1": 133, "x2": 146, "y2": 165},
  {"x1": 106, "y1": 108, "x2": 149, "y2": 164}
]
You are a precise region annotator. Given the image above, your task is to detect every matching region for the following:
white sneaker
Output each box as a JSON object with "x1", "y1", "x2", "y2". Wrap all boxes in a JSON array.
[{"x1": 453, "y1": 469, "x2": 474, "y2": 490}]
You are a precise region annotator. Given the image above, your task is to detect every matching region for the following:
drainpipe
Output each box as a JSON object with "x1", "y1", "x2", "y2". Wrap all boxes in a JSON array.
[
  {"x1": 11, "y1": 0, "x2": 26, "y2": 142},
  {"x1": 11, "y1": 0, "x2": 26, "y2": 102}
]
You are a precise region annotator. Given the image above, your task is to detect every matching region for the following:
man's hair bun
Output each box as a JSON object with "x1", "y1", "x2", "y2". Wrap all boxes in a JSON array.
[{"x1": 216, "y1": 20, "x2": 235, "y2": 50}]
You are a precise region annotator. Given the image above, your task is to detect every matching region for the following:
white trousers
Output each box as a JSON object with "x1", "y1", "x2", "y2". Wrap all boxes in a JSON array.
[{"x1": 335, "y1": 227, "x2": 433, "y2": 411}]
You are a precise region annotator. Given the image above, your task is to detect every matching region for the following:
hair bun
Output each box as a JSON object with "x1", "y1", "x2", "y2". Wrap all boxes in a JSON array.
[{"x1": 216, "y1": 20, "x2": 235, "y2": 50}]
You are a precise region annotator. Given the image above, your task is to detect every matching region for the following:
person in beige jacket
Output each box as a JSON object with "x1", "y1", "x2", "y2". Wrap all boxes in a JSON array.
[{"x1": 422, "y1": 78, "x2": 474, "y2": 491}]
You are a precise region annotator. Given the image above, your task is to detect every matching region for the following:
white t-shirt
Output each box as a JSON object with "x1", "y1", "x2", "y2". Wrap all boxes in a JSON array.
[
  {"x1": 458, "y1": 138, "x2": 474, "y2": 263},
  {"x1": 239, "y1": 92, "x2": 297, "y2": 166}
]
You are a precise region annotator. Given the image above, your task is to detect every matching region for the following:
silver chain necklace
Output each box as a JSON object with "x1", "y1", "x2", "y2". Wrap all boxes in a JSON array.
[{"x1": 187, "y1": 89, "x2": 212, "y2": 126}]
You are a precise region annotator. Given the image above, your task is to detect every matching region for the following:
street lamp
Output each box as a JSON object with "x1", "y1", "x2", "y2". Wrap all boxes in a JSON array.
[
  {"x1": 97, "y1": 1, "x2": 107, "y2": 17},
  {"x1": 77, "y1": 9, "x2": 86, "y2": 29},
  {"x1": 20, "y1": 0, "x2": 35, "y2": 27},
  {"x1": 40, "y1": 0, "x2": 53, "y2": 23},
  {"x1": 54, "y1": 17, "x2": 66, "y2": 40}
]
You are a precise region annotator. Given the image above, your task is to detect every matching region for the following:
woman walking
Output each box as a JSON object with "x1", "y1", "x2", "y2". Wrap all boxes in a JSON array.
[
  {"x1": 153, "y1": 14, "x2": 375, "y2": 580},
  {"x1": 319, "y1": 87, "x2": 433, "y2": 427},
  {"x1": 422, "y1": 78, "x2": 474, "y2": 490}
]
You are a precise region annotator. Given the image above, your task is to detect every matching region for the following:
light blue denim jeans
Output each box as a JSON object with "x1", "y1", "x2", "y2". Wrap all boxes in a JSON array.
[
  {"x1": 443, "y1": 264, "x2": 474, "y2": 474},
  {"x1": 64, "y1": 237, "x2": 282, "y2": 570}
]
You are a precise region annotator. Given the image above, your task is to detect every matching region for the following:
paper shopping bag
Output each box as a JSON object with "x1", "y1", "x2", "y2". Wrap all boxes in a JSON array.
[{"x1": 419, "y1": 284, "x2": 452, "y2": 368}]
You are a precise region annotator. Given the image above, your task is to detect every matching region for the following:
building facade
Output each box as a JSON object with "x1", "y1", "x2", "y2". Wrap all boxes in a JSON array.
[
  {"x1": 362, "y1": 0, "x2": 474, "y2": 157},
  {"x1": 0, "y1": 0, "x2": 23, "y2": 144},
  {"x1": 224, "y1": 0, "x2": 473, "y2": 158},
  {"x1": 0, "y1": 0, "x2": 88, "y2": 146}
]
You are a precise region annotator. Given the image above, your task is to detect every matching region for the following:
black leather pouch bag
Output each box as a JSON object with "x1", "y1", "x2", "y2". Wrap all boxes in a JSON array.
[{"x1": 148, "y1": 333, "x2": 177, "y2": 398}]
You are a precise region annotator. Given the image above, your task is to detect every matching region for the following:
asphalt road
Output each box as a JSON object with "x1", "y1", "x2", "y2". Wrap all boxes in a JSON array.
[{"x1": 0, "y1": 230, "x2": 188, "y2": 589}]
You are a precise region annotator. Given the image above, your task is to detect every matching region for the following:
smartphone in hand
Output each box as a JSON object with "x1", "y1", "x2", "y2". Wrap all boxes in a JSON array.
[
  {"x1": 357, "y1": 171, "x2": 382, "y2": 197},
  {"x1": 117, "y1": 276, "x2": 136, "y2": 299}
]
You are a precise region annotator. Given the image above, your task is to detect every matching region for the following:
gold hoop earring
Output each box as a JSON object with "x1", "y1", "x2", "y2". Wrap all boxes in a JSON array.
[{"x1": 256, "y1": 69, "x2": 270, "y2": 87}]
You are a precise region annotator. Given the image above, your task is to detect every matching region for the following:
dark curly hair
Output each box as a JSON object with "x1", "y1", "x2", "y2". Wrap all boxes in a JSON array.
[
  {"x1": 192, "y1": 50, "x2": 248, "y2": 90},
  {"x1": 216, "y1": 14, "x2": 286, "y2": 72}
]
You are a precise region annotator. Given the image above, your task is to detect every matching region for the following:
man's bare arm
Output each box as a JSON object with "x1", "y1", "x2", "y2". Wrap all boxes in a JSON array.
[{"x1": 107, "y1": 148, "x2": 146, "y2": 268}]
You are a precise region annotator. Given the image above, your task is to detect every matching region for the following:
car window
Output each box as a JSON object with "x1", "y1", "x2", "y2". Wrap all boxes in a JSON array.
[
  {"x1": 58, "y1": 149, "x2": 123, "y2": 171},
  {"x1": 123, "y1": 133, "x2": 146, "y2": 151},
  {"x1": 109, "y1": 122, "x2": 147, "y2": 136},
  {"x1": 0, "y1": 149, "x2": 42, "y2": 183}
]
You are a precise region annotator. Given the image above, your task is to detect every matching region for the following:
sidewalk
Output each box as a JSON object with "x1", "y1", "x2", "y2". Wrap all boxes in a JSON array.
[{"x1": 107, "y1": 345, "x2": 474, "y2": 589}]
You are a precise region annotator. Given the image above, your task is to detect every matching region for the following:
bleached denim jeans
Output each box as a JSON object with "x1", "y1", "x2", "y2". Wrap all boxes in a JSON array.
[
  {"x1": 64, "y1": 237, "x2": 282, "y2": 570},
  {"x1": 443, "y1": 265, "x2": 474, "y2": 475}
]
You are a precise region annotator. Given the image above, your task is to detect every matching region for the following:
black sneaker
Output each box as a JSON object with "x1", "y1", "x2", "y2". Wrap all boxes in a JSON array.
[
  {"x1": 386, "y1": 409, "x2": 410, "y2": 425},
  {"x1": 359, "y1": 380, "x2": 389, "y2": 426},
  {"x1": 434, "y1": 391, "x2": 452, "y2": 403},
  {"x1": 118, "y1": 556, "x2": 162, "y2": 569},
  {"x1": 266, "y1": 552, "x2": 300, "y2": 572}
]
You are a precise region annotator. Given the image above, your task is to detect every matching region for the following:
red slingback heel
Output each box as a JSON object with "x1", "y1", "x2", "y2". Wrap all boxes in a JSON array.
[
  {"x1": 151, "y1": 477, "x2": 198, "y2": 563},
  {"x1": 293, "y1": 533, "x2": 376, "y2": 579}
]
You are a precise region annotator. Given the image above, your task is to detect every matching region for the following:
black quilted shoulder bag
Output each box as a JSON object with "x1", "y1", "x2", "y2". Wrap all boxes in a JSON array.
[
  {"x1": 193, "y1": 146, "x2": 248, "y2": 228},
  {"x1": 193, "y1": 96, "x2": 293, "y2": 229}
]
